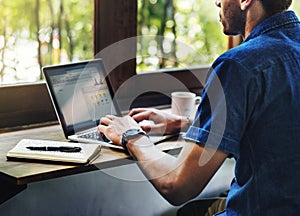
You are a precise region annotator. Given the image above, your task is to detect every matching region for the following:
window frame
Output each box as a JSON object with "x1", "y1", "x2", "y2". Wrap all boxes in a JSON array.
[
  {"x1": 0, "y1": 0, "x2": 223, "y2": 131},
  {"x1": 94, "y1": 0, "x2": 208, "y2": 110}
]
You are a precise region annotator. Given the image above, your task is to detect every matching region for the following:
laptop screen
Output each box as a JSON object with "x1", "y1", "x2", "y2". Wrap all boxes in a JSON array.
[{"x1": 43, "y1": 59, "x2": 120, "y2": 137}]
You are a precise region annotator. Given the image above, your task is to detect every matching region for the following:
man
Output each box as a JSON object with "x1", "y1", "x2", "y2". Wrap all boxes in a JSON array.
[{"x1": 98, "y1": 0, "x2": 300, "y2": 215}]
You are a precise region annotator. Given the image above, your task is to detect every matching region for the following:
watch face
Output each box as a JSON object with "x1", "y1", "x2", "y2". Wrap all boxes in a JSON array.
[
  {"x1": 126, "y1": 129, "x2": 141, "y2": 136},
  {"x1": 123, "y1": 128, "x2": 146, "y2": 141},
  {"x1": 122, "y1": 128, "x2": 148, "y2": 150}
]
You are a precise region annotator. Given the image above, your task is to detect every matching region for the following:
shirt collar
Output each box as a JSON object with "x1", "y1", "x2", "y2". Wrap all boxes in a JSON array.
[{"x1": 244, "y1": 10, "x2": 300, "y2": 43}]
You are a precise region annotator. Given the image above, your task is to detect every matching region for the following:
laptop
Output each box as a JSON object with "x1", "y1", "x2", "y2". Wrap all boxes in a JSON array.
[
  {"x1": 43, "y1": 58, "x2": 123, "y2": 149},
  {"x1": 43, "y1": 58, "x2": 180, "y2": 150}
]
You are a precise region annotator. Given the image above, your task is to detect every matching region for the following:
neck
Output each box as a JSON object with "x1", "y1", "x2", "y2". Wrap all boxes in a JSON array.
[{"x1": 242, "y1": 0, "x2": 268, "y2": 39}]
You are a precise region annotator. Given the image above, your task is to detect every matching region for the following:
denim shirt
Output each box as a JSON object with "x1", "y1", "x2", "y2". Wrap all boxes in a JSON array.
[{"x1": 185, "y1": 11, "x2": 300, "y2": 215}]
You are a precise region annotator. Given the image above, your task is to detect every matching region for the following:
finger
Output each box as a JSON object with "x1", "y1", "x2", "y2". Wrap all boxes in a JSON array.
[
  {"x1": 133, "y1": 113, "x2": 152, "y2": 122},
  {"x1": 100, "y1": 116, "x2": 112, "y2": 126},
  {"x1": 97, "y1": 124, "x2": 107, "y2": 134},
  {"x1": 140, "y1": 125, "x2": 151, "y2": 133},
  {"x1": 141, "y1": 123, "x2": 166, "y2": 135},
  {"x1": 105, "y1": 114, "x2": 116, "y2": 120},
  {"x1": 129, "y1": 108, "x2": 147, "y2": 116}
]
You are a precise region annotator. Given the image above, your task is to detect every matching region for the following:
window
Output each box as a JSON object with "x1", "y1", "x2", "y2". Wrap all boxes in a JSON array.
[
  {"x1": 1, "y1": 1, "x2": 300, "y2": 86},
  {"x1": 94, "y1": 1, "x2": 214, "y2": 110},
  {"x1": 3, "y1": 1, "x2": 298, "y2": 129},
  {"x1": 1, "y1": 0, "x2": 139, "y2": 130},
  {"x1": 292, "y1": 2, "x2": 300, "y2": 16},
  {"x1": 0, "y1": 0, "x2": 93, "y2": 85},
  {"x1": 137, "y1": 0, "x2": 227, "y2": 72}
]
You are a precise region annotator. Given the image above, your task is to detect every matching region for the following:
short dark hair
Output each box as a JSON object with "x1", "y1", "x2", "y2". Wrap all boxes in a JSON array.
[{"x1": 260, "y1": 0, "x2": 292, "y2": 16}]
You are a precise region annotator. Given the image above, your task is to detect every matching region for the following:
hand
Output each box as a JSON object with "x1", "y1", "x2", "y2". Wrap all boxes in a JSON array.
[
  {"x1": 129, "y1": 108, "x2": 187, "y2": 135},
  {"x1": 98, "y1": 115, "x2": 140, "y2": 146}
]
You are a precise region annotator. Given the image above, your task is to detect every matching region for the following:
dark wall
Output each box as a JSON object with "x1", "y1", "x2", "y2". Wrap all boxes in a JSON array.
[{"x1": 0, "y1": 83, "x2": 57, "y2": 131}]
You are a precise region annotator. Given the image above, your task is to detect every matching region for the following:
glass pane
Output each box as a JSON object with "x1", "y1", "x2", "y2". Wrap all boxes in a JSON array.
[
  {"x1": 292, "y1": 1, "x2": 300, "y2": 17},
  {"x1": 137, "y1": 0, "x2": 227, "y2": 72},
  {"x1": 0, "y1": 0, "x2": 93, "y2": 85}
]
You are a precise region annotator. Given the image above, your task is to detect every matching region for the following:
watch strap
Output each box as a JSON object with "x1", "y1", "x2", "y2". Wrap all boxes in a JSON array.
[{"x1": 121, "y1": 129, "x2": 149, "y2": 153}]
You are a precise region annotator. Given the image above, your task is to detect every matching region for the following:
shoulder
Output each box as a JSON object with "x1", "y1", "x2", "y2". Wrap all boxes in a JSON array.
[{"x1": 213, "y1": 36, "x2": 287, "y2": 74}]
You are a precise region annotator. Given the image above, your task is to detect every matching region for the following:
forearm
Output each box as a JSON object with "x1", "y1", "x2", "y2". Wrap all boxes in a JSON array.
[
  {"x1": 127, "y1": 136, "x2": 177, "y2": 181},
  {"x1": 126, "y1": 136, "x2": 228, "y2": 205},
  {"x1": 166, "y1": 115, "x2": 193, "y2": 134},
  {"x1": 126, "y1": 136, "x2": 183, "y2": 202},
  {"x1": 126, "y1": 136, "x2": 204, "y2": 205}
]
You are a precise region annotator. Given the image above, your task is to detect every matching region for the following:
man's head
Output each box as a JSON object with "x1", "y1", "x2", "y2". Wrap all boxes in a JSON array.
[
  {"x1": 260, "y1": 0, "x2": 292, "y2": 16},
  {"x1": 215, "y1": 0, "x2": 293, "y2": 37}
]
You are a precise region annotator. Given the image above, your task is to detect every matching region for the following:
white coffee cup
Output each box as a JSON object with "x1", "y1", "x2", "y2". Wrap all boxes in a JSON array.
[{"x1": 171, "y1": 91, "x2": 201, "y2": 117}]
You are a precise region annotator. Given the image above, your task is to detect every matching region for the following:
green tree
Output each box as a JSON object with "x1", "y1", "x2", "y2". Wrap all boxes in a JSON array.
[
  {"x1": 137, "y1": 0, "x2": 227, "y2": 72},
  {"x1": 0, "y1": 0, "x2": 93, "y2": 84}
]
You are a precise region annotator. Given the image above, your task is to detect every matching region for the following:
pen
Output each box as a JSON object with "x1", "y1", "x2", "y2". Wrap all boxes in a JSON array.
[{"x1": 26, "y1": 146, "x2": 82, "y2": 152}]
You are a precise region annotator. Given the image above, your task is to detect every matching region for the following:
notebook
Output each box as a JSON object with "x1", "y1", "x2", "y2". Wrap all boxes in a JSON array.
[
  {"x1": 7, "y1": 139, "x2": 101, "y2": 164},
  {"x1": 43, "y1": 58, "x2": 123, "y2": 149}
]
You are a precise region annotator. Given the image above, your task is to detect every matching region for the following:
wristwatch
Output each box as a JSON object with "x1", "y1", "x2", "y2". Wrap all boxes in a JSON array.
[{"x1": 121, "y1": 128, "x2": 149, "y2": 153}]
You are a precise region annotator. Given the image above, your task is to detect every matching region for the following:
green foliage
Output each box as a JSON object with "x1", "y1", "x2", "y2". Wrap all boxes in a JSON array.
[
  {"x1": 3, "y1": 1, "x2": 297, "y2": 83},
  {"x1": 137, "y1": 0, "x2": 227, "y2": 72},
  {"x1": 0, "y1": 0, "x2": 93, "y2": 84}
]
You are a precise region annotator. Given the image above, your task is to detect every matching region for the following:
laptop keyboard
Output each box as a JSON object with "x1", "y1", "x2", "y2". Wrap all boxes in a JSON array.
[{"x1": 78, "y1": 131, "x2": 110, "y2": 142}]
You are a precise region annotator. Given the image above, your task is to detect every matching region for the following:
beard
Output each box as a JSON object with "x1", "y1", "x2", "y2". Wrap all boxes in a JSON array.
[{"x1": 221, "y1": 3, "x2": 247, "y2": 36}]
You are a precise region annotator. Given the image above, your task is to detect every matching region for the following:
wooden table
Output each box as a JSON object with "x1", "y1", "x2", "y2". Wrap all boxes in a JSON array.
[
  {"x1": 0, "y1": 124, "x2": 132, "y2": 203},
  {"x1": 0, "y1": 123, "x2": 184, "y2": 204}
]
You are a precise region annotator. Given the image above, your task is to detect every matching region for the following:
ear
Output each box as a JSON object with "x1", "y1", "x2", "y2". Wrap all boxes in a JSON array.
[{"x1": 240, "y1": 0, "x2": 253, "y2": 11}]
